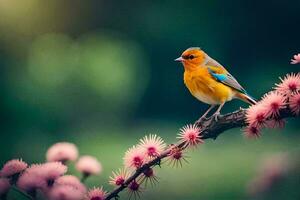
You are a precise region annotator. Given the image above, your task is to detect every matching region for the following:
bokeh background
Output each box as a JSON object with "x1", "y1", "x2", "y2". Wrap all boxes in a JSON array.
[{"x1": 0, "y1": 0, "x2": 299, "y2": 199}]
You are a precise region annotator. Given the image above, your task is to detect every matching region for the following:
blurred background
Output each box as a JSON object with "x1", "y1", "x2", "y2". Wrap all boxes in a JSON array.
[{"x1": 0, "y1": 0, "x2": 299, "y2": 199}]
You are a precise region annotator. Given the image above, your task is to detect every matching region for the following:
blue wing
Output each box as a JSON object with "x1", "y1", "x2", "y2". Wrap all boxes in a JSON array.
[{"x1": 207, "y1": 67, "x2": 246, "y2": 94}]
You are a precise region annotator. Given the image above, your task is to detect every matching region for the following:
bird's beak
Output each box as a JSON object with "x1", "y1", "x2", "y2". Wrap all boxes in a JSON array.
[{"x1": 174, "y1": 57, "x2": 183, "y2": 62}]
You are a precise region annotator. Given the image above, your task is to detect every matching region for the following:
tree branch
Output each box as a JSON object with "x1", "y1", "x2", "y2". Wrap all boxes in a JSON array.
[{"x1": 105, "y1": 107, "x2": 296, "y2": 200}]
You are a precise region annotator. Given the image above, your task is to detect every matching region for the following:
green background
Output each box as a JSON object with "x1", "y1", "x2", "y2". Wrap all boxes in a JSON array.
[{"x1": 0, "y1": 0, "x2": 299, "y2": 199}]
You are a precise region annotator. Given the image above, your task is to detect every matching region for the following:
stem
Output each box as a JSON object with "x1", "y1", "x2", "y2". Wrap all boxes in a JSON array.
[{"x1": 80, "y1": 173, "x2": 90, "y2": 183}]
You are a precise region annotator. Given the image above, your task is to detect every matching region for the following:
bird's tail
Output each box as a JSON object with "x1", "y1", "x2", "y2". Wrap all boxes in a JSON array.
[{"x1": 235, "y1": 92, "x2": 257, "y2": 105}]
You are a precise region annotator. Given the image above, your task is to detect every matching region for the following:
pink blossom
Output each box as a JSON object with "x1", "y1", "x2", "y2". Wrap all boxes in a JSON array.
[
  {"x1": 244, "y1": 126, "x2": 261, "y2": 139},
  {"x1": 247, "y1": 154, "x2": 289, "y2": 196},
  {"x1": 109, "y1": 168, "x2": 130, "y2": 187},
  {"x1": 275, "y1": 73, "x2": 300, "y2": 96},
  {"x1": 260, "y1": 92, "x2": 286, "y2": 118},
  {"x1": 246, "y1": 104, "x2": 267, "y2": 127},
  {"x1": 17, "y1": 165, "x2": 46, "y2": 193},
  {"x1": 85, "y1": 187, "x2": 107, "y2": 200},
  {"x1": 127, "y1": 180, "x2": 141, "y2": 199},
  {"x1": 167, "y1": 146, "x2": 187, "y2": 167},
  {"x1": 266, "y1": 119, "x2": 285, "y2": 129},
  {"x1": 290, "y1": 53, "x2": 300, "y2": 64},
  {"x1": 139, "y1": 134, "x2": 166, "y2": 157},
  {"x1": 48, "y1": 185, "x2": 84, "y2": 200},
  {"x1": 46, "y1": 142, "x2": 78, "y2": 163},
  {"x1": 123, "y1": 146, "x2": 146, "y2": 169},
  {"x1": 0, "y1": 159, "x2": 28, "y2": 177},
  {"x1": 39, "y1": 162, "x2": 67, "y2": 187},
  {"x1": 0, "y1": 178, "x2": 10, "y2": 196},
  {"x1": 289, "y1": 92, "x2": 300, "y2": 115},
  {"x1": 54, "y1": 175, "x2": 86, "y2": 193},
  {"x1": 177, "y1": 124, "x2": 203, "y2": 147},
  {"x1": 76, "y1": 156, "x2": 102, "y2": 176},
  {"x1": 140, "y1": 168, "x2": 158, "y2": 187}
]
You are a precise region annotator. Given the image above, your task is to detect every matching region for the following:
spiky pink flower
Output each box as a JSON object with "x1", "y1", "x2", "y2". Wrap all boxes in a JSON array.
[
  {"x1": 244, "y1": 126, "x2": 261, "y2": 139},
  {"x1": 0, "y1": 178, "x2": 10, "y2": 196},
  {"x1": 54, "y1": 175, "x2": 86, "y2": 193},
  {"x1": 177, "y1": 124, "x2": 203, "y2": 147},
  {"x1": 85, "y1": 187, "x2": 107, "y2": 200},
  {"x1": 109, "y1": 168, "x2": 130, "y2": 187},
  {"x1": 48, "y1": 185, "x2": 84, "y2": 200},
  {"x1": 0, "y1": 159, "x2": 28, "y2": 177},
  {"x1": 40, "y1": 162, "x2": 67, "y2": 187},
  {"x1": 275, "y1": 73, "x2": 300, "y2": 96},
  {"x1": 289, "y1": 92, "x2": 300, "y2": 115},
  {"x1": 291, "y1": 53, "x2": 300, "y2": 64},
  {"x1": 266, "y1": 119, "x2": 285, "y2": 129},
  {"x1": 46, "y1": 142, "x2": 78, "y2": 163},
  {"x1": 140, "y1": 168, "x2": 158, "y2": 187},
  {"x1": 139, "y1": 134, "x2": 166, "y2": 157},
  {"x1": 246, "y1": 104, "x2": 267, "y2": 127},
  {"x1": 76, "y1": 156, "x2": 102, "y2": 176},
  {"x1": 17, "y1": 165, "x2": 46, "y2": 194},
  {"x1": 127, "y1": 180, "x2": 141, "y2": 199},
  {"x1": 124, "y1": 146, "x2": 146, "y2": 169},
  {"x1": 167, "y1": 146, "x2": 187, "y2": 167},
  {"x1": 261, "y1": 92, "x2": 286, "y2": 118}
]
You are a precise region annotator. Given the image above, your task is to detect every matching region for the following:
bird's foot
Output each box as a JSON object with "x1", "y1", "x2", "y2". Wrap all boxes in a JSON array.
[
  {"x1": 196, "y1": 117, "x2": 206, "y2": 125},
  {"x1": 212, "y1": 112, "x2": 221, "y2": 121}
]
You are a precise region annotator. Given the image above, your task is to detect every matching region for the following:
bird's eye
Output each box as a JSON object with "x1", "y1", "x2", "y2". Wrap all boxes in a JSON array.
[{"x1": 189, "y1": 55, "x2": 195, "y2": 59}]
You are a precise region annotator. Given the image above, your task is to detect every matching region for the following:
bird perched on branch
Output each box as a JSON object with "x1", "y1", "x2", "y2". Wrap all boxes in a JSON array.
[{"x1": 175, "y1": 47, "x2": 256, "y2": 122}]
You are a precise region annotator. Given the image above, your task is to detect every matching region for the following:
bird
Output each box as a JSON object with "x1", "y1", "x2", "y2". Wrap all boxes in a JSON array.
[{"x1": 175, "y1": 47, "x2": 256, "y2": 122}]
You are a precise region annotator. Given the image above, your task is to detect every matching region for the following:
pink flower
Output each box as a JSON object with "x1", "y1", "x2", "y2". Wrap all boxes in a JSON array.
[
  {"x1": 275, "y1": 73, "x2": 300, "y2": 96},
  {"x1": 260, "y1": 92, "x2": 286, "y2": 118},
  {"x1": 139, "y1": 134, "x2": 166, "y2": 157},
  {"x1": 0, "y1": 178, "x2": 10, "y2": 196},
  {"x1": 0, "y1": 159, "x2": 28, "y2": 177},
  {"x1": 17, "y1": 165, "x2": 46, "y2": 194},
  {"x1": 177, "y1": 124, "x2": 203, "y2": 147},
  {"x1": 85, "y1": 187, "x2": 107, "y2": 200},
  {"x1": 109, "y1": 168, "x2": 130, "y2": 187},
  {"x1": 266, "y1": 119, "x2": 285, "y2": 129},
  {"x1": 244, "y1": 126, "x2": 261, "y2": 139},
  {"x1": 246, "y1": 104, "x2": 267, "y2": 127},
  {"x1": 124, "y1": 146, "x2": 146, "y2": 169},
  {"x1": 46, "y1": 142, "x2": 78, "y2": 163},
  {"x1": 167, "y1": 146, "x2": 187, "y2": 167},
  {"x1": 247, "y1": 154, "x2": 289, "y2": 196},
  {"x1": 289, "y1": 92, "x2": 300, "y2": 115},
  {"x1": 76, "y1": 156, "x2": 102, "y2": 176},
  {"x1": 127, "y1": 180, "x2": 141, "y2": 199},
  {"x1": 39, "y1": 162, "x2": 67, "y2": 187},
  {"x1": 48, "y1": 185, "x2": 84, "y2": 200},
  {"x1": 291, "y1": 53, "x2": 300, "y2": 64},
  {"x1": 54, "y1": 175, "x2": 86, "y2": 193},
  {"x1": 140, "y1": 168, "x2": 158, "y2": 187}
]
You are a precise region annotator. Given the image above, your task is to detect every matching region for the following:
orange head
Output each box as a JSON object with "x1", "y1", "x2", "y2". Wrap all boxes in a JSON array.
[{"x1": 175, "y1": 47, "x2": 207, "y2": 70}]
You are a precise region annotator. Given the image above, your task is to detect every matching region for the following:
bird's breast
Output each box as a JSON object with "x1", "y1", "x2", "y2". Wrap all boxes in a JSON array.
[{"x1": 183, "y1": 69, "x2": 234, "y2": 105}]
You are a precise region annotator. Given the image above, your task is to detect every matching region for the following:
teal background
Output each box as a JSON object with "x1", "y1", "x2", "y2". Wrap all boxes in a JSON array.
[{"x1": 0, "y1": 0, "x2": 299, "y2": 199}]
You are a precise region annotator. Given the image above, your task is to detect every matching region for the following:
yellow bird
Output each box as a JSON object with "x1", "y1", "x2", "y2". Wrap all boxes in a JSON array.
[{"x1": 175, "y1": 47, "x2": 256, "y2": 121}]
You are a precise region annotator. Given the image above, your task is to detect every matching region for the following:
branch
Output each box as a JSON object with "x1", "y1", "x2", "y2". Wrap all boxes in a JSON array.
[{"x1": 105, "y1": 107, "x2": 296, "y2": 200}]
